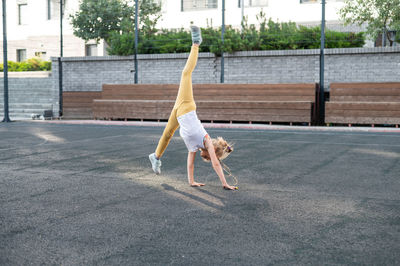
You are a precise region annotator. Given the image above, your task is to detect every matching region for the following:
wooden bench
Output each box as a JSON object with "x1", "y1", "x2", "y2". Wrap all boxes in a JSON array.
[
  {"x1": 62, "y1": 91, "x2": 102, "y2": 119},
  {"x1": 92, "y1": 83, "x2": 318, "y2": 124},
  {"x1": 325, "y1": 82, "x2": 400, "y2": 127}
]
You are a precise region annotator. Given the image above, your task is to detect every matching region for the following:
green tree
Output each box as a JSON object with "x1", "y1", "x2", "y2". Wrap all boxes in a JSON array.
[
  {"x1": 339, "y1": 0, "x2": 400, "y2": 46},
  {"x1": 70, "y1": 0, "x2": 133, "y2": 43},
  {"x1": 70, "y1": 0, "x2": 161, "y2": 44}
]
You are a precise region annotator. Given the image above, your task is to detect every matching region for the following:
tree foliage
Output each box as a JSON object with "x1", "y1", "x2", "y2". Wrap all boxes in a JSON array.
[
  {"x1": 70, "y1": 0, "x2": 161, "y2": 43},
  {"x1": 339, "y1": 0, "x2": 400, "y2": 46},
  {"x1": 0, "y1": 58, "x2": 51, "y2": 72},
  {"x1": 107, "y1": 11, "x2": 365, "y2": 56}
]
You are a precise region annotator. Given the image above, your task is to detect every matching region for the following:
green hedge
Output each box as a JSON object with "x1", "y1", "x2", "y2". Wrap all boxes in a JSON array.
[
  {"x1": 107, "y1": 18, "x2": 365, "y2": 56},
  {"x1": 0, "y1": 58, "x2": 52, "y2": 72}
]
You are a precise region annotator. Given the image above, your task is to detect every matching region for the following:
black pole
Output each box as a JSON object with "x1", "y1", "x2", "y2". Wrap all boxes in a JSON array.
[
  {"x1": 59, "y1": 0, "x2": 63, "y2": 117},
  {"x1": 319, "y1": 0, "x2": 326, "y2": 125},
  {"x1": 382, "y1": 29, "x2": 386, "y2": 47},
  {"x1": 2, "y1": 0, "x2": 11, "y2": 122},
  {"x1": 134, "y1": 0, "x2": 139, "y2": 84},
  {"x1": 220, "y1": 0, "x2": 225, "y2": 83},
  {"x1": 60, "y1": 0, "x2": 63, "y2": 57}
]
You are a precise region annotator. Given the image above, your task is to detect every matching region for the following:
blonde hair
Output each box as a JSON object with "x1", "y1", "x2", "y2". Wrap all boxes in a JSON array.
[{"x1": 200, "y1": 137, "x2": 233, "y2": 162}]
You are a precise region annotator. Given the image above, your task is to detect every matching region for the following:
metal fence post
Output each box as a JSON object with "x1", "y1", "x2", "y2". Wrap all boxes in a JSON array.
[
  {"x1": 220, "y1": 0, "x2": 225, "y2": 83},
  {"x1": 2, "y1": 0, "x2": 11, "y2": 122},
  {"x1": 319, "y1": 0, "x2": 326, "y2": 125},
  {"x1": 134, "y1": 0, "x2": 139, "y2": 84},
  {"x1": 59, "y1": 0, "x2": 63, "y2": 117}
]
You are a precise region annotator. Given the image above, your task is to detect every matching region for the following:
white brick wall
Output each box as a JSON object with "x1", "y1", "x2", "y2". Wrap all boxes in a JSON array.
[{"x1": 53, "y1": 47, "x2": 400, "y2": 92}]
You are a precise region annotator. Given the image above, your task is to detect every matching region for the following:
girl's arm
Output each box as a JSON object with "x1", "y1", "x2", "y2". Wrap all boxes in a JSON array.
[
  {"x1": 187, "y1": 151, "x2": 205, "y2": 187},
  {"x1": 204, "y1": 136, "x2": 236, "y2": 190}
]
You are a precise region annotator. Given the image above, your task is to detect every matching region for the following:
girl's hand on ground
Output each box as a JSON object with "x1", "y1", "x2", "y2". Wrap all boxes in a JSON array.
[{"x1": 190, "y1": 182, "x2": 205, "y2": 187}]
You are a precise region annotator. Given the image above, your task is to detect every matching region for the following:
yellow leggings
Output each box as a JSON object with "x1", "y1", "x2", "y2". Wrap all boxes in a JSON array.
[{"x1": 155, "y1": 45, "x2": 199, "y2": 158}]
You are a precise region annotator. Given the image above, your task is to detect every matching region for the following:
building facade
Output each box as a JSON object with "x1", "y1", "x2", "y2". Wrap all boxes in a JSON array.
[{"x1": 0, "y1": 0, "x2": 359, "y2": 62}]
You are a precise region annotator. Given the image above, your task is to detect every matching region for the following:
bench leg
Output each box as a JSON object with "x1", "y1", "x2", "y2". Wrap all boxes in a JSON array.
[
  {"x1": 348, "y1": 124, "x2": 352, "y2": 127},
  {"x1": 372, "y1": 124, "x2": 374, "y2": 128},
  {"x1": 397, "y1": 125, "x2": 399, "y2": 128},
  {"x1": 269, "y1": 122, "x2": 272, "y2": 125},
  {"x1": 290, "y1": 122, "x2": 293, "y2": 126},
  {"x1": 308, "y1": 122, "x2": 311, "y2": 126}
]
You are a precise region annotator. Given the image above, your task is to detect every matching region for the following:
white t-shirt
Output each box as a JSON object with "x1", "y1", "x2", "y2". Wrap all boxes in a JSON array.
[{"x1": 178, "y1": 111, "x2": 208, "y2": 152}]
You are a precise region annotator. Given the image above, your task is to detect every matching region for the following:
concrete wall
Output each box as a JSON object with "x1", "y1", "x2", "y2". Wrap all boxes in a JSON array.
[
  {"x1": 0, "y1": 72, "x2": 59, "y2": 120},
  {"x1": 53, "y1": 47, "x2": 400, "y2": 92},
  {"x1": 2, "y1": 46, "x2": 399, "y2": 120}
]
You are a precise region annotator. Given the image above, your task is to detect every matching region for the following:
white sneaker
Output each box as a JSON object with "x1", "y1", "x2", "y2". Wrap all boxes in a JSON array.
[
  {"x1": 190, "y1": 25, "x2": 202, "y2": 45},
  {"x1": 149, "y1": 153, "x2": 161, "y2": 175}
]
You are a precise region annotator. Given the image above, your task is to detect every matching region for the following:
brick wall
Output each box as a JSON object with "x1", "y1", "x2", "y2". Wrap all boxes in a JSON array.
[
  {"x1": 0, "y1": 72, "x2": 59, "y2": 119},
  {"x1": 2, "y1": 47, "x2": 398, "y2": 120},
  {"x1": 53, "y1": 47, "x2": 400, "y2": 93}
]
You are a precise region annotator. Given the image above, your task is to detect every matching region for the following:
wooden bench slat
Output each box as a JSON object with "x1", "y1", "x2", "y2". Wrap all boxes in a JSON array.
[
  {"x1": 91, "y1": 83, "x2": 317, "y2": 123},
  {"x1": 326, "y1": 116, "x2": 400, "y2": 124},
  {"x1": 330, "y1": 82, "x2": 400, "y2": 90},
  {"x1": 326, "y1": 102, "x2": 400, "y2": 111},
  {"x1": 331, "y1": 88, "x2": 400, "y2": 97},
  {"x1": 326, "y1": 109, "x2": 400, "y2": 117},
  {"x1": 62, "y1": 92, "x2": 101, "y2": 118},
  {"x1": 330, "y1": 96, "x2": 400, "y2": 102}
]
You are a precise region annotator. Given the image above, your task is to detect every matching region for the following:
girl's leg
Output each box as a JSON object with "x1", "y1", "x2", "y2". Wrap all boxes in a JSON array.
[
  {"x1": 155, "y1": 109, "x2": 179, "y2": 158},
  {"x1": 174, "y1": 45, "x2": 199, "y2": 117},
  {"x1": 153, "y1": 45, "x2": 199, "y2": 159}
]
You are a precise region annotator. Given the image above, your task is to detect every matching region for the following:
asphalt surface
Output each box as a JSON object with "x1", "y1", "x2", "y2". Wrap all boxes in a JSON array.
[{"x1": 0, "y1": 122, "x2": 399, "y2": 265}]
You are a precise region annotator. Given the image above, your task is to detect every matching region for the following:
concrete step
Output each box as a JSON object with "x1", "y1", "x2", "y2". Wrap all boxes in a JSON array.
[
  {"x1": 0, "y1": 100, "x2": 55, "y2": 105},
  {"x1": 0, "y1": 103, "x2": 53, "y2": 109},
  {"x1": 1, "y1": 93, "x2": 55, "y2": 98},
  {"x1": 0, "y1": 107, "x2": 54, "y2": 120}
]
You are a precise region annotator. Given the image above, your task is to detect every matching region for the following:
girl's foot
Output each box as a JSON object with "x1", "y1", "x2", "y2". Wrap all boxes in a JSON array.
[
  {"x1": 190, "y1": 25, "x2": 202, "y2": 45},
  {"x1": 190, "y1": 182, "x2": 205, "y2": 187},
  {"x1": 149, "y1": 153, "x2": 161, "y2": 174},
  {"x1": 223, "y1": 185, "x2": 238, "y2": 190}
]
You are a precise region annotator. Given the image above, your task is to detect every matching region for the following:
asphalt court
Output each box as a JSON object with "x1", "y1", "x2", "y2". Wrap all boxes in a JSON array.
[{"x1": 0, "y1": 121, "x2": 399, "y2": 265}]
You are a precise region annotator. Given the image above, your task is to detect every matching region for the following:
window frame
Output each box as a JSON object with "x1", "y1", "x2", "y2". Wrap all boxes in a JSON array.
[
  {"x1": 47, "y1": 0, "x2": 51, "y2": 20},
  {"x1": 18, "y1": 3, "x2": 28, "y2": 25},
  {"x1": 300, "y1": 0, "x2": 319, "y2": 3},
  {"x1": 85, "y1": 44, "x2": 98, "y2": 57},
  {"x1": 300, "y1": 0, "x2": 344, "y2": 3},
  {"x1": 17, "y1": 49, "x2": 27, "y2": 62},
  {"x1": 181, "y1": 0, "x2": 218, "y2": 12},
  {"x1": 238, "y1": 0, "x2": 269, "y2": 8}
]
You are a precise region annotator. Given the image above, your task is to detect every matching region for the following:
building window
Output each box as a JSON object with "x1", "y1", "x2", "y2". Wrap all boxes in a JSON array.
[
  {"x1": 300, "y1": 0, "x2": 344, "y2": 3},
  {"x1": 375, "y1": 31, "x2": 398, "y2": 47},
  {"x1": 85, "y1": 44, "x2": 98, "y2": 56},
  {"x1": 181, "y1": 0, "x2": 217, "y2": 12},
  {"x1": 17, "y1": 49, "x2": 27, "y2": 62},
  {"x1": 156, "y1": 0, "x2": 166, "y2": 13},
  {"x1": 35, "y1": 51, "x2": 47, "y2": 60},
  {"x1": 238, "y1": 0, "x2": 268, "y2": 7},
  {"x1": 18, "y1": 4, "x2": 28, "y2": 25},
  {"x1": 48, "y1": 0, "x2": 64, "y2": 20},
  {"x1": 300, "y1": 0, "x2": 318, "y2": 3}
]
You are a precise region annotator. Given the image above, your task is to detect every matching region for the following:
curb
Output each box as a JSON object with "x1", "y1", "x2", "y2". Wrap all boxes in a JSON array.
[{"x1": 32, "y1": 120, "x2": 400, "y2": 133}]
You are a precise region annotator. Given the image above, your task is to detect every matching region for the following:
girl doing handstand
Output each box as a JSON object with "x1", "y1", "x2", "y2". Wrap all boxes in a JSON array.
[{"x1": 149, "y1": 26, "x2": 237, "y2": 190}]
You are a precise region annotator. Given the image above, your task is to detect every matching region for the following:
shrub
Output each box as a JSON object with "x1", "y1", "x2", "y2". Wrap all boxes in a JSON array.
[
  {"x1": 0, "y1": 58, "x2": 51, "y2": 72},
  {"x1": 107, "y1": 15, "x2": 366, "y2": 56}
]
